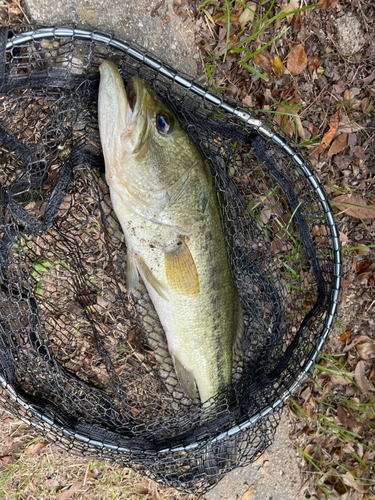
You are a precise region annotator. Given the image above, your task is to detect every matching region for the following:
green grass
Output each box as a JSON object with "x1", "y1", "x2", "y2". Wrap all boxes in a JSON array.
[{"x1": 199, "y1": 0, "x2": 317, "y2": 84}]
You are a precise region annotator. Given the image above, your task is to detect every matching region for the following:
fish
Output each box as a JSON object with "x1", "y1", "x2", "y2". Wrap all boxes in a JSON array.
[{"x1": 98, "y1": 60, "x2": 243, "y2": 412}]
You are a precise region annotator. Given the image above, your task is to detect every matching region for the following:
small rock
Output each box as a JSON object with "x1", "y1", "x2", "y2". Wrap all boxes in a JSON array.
[{"x1": 336, "y1": 14, "x2": 365, "y2": 54}]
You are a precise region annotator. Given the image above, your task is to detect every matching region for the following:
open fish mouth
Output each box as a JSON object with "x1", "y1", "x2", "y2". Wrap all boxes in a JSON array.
[{"x1": 126, "y1": 79, "x2": 137, "y2": 112}]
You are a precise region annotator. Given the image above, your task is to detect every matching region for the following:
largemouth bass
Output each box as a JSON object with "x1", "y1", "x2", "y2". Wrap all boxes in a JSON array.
[{"x1": 98, "y1": 61, "x2": 243, "y2": 410}]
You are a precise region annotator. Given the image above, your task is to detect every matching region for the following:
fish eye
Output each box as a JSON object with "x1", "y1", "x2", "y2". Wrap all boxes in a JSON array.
[{"x1": 156, "y1": 112, "x2": 173, "y2": 134}]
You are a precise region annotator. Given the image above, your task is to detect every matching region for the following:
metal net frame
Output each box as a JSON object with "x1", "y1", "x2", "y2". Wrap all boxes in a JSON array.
[{"x1": 0, "y1": 25, "x2": 342, "y2": 495}]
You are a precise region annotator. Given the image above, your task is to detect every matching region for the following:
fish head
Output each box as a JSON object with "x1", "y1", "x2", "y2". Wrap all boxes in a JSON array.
[{"x1": 99, "y1": 60, "x2": 191, "y2": 191}]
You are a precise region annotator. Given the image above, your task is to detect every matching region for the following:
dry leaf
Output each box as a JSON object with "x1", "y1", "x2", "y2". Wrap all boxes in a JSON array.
[
  {"x1": 239, "y1": 3, "x2": 256, "y2": 26},
  {"x1": 327, "y1": 133, "x2": 348, "y2": 157},
  {"x1": 338, "y1": 116, "x2": 363, "y2": 133},
  {"x1": 307, "y1": 55, "x2": 322, "y2": 74},
  {"x1": 242, "y1": 95, "x2": 252, "y2": 107},
  {"x1": 344, "y1": 335, "x2": 374, "y2": 353},
  {"x1": 331, "y1": 193, "x2": 375, "y2": 219},
  {"x1": 252, "y1": 449, "x2": 270, "y2": 467},
  {"x1": 272, "y1": 54, "x2": 284, "y2": 78},
  {"x1": 356, "y1": 260, "x2": 372, "y2": 273},
  {"x1": 59, "y1": 481, "x2": 84, "y2": 500},
  {"x1": 287, "y1": 44, "x2": 307, "y2": 75},
  {"x1": 313, "y1": 109, "x2": 341, "y2": 155},
  {"x1": 254, "y1": 52, "x2": 272, "y2": 68},
  {"x1": 330, "y1": 375, "x2": 353, "y2": 386},
  {"x1": 316, "y1": 0, "x2": 339, "y2": 9},
  {"x1": 282, "y1": 0, "x2": 299, "y2": 23},
  {"x1": 291, "y1": 12, "x2": 302, "y2": 33},
  {"x1": 354, "y1": 361, "x2": 371, "y2": 393},
  {"x1": 134, "y1": 483, "x2": 150, "y2": 495},
  {"x1": 25, "y1": 441, "x2": 48, "y2": 457},
  {"x1": 339, "y1": 231, "x2": 350, "y2": 243},
  {"x1": 0, "y1": 456, "x2": 12, "y2": 466},
  {"x1": 241, "y1": 489, "x2": 256, "y2": 500},
  {"x1": 342, "y1": 472, "x2": 368, "y2": 493},
  {"x1": 338, "y1": 331, "x2": 351, "y2": 342},
  {"x1": 356, "y1": 342, "x2": 375, "y2": 360}
]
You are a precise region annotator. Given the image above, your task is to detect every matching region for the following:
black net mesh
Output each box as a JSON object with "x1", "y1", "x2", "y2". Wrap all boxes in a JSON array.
[{"x1": 0, "y1": 25, "x2": 342, "y2": 495}]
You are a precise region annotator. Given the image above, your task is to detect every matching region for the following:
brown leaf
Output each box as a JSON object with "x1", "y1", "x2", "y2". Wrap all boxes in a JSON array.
[
  {"x1": 307, "y1": 55, "x2": 322, "y2": 74},
  {"x1": 59, "y1": 481, "x2": 84, "y2": 500},
  {"x1": 337, "y1": 405, "x2": 349, "y2": 426},
  {"x1": 331, "y1": 194, "x2": 375, "y2": 219},
  {"x1": 287, "y1": 44, "x2": 307, "y2": 75},
  {"x1": 239, "y1": 3, "x2": 256, "y2": 26},
  {"x1": 327, "y1": 133, "x2": 348, "y2": 157},
  {"x1": 331, "y1": 375, "x2": 353, "y2": 386},
  {"x1": 344, "y1": 335, "x2": 374, "y2": 353},
  {"x1": 254, "y1": 52, "x2": 272, "y2": 68},
  {"x1": 339, "y1": 231, "x2": 350, "y2": 243},
  {"x1": 338, "y1": 331, "x2": 351, "y2": 342},
  {"x1": 252, "y1": 450, "x2": 270, "y2": 466},
  {"x1": 291, "y1": 13, "x2": 302, "y2": 33},
  {"x1": 242, "y1": 95, "x2": 252, "y2": 107},
  {"x1": 356, "y1": 342, "x2": 375, "y2": 361},
  {"x1": 134, "y1": 483, "x2": 150, "y2": 495},
  {"x1": 313, "y1": 109, "x2": 341, "y2": 155},
  {"x1": 354, "y1": 361, "x2": 371, "y2": 393},
  {"x1": 25, "y1": 440, "x2": 48, "y2": 457},
  {"x1": 357, "y1": 260, "x2": 372, "y2": 273},
  {"x1": 241, "y1": 489, "x2": 256, "y2": 500},
  {"x1": 0, "y1": 456, "x2": 12, "y2": 466},
  {"x1": 316, "y1": 0, "x2": 339, "y2": 9},
  {"x1": 342, "y1": 472, "x2": 369, "y2": 493},
  {"x1": 282, "y1": 0, "x2": 300, "y2": 23}
]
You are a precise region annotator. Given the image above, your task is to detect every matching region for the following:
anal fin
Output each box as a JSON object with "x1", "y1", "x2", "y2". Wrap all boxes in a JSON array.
[{"x1": 172, "y1": 354, "x2": 197, "y2": 400}]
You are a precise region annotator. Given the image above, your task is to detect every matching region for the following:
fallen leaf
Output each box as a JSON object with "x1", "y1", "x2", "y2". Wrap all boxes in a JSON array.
[
  {"x1": 239, "y1": 3, "x2": 256, "y2": 26},
  {"x1": 272, "y1": 54, "x2": 284, "y2": 78},
  {"x1": 134, "y1": 483, "x2": 150, "y2": 495},
  {"x1": 242, "y1": 95, "x2": 253, "y2": 107},
  {"x1": 252, "y1": 450, "x2": 270, "y2": 466},
  {"x1": 254, "y1": 52, "x2": 272, "y2": 68},
  {"x1": 316, "y1": 0, "x2": 339, "y2": 9},
  {"x1": 331, "y1": 375, "x2": 353, "y2": 386},
  {"x1": 356, "y1": 260, "x2": 372, "y2": 273},
  {"x1": 291, "y1": 12, "x2": 302, "y2": 33},
  {"x1": 327, "y1": 133, "x2": 348, "y2": 157},
  {"x1": 282, "y1": 0, "x2": 299, "y2": 23},
  {"x1": 0, "y1": 456, "x2": 12, "y2": 466},
  {"x1": 307, "y1": 55, "x2": 322, "y2": 74},
  {"x1": 338, "y1": 116, "x2": 363, "y2": 133},
  {"x1": 342, "y1": 472, "x2": 369, "y2": 493},
  {"x1": 242, "y1": 489, "x2": 256, "y2": 500},
  {"x1": 356, "y1": 342, "x2": 375, "y2": 360},
  {"x1": 331, "y1": 193, "x2": 375, "y2": 219},
  {"x1": 304, "y1": 443, "x2": 315, "y2": 456},
  {"x1": 59, "y1": 481, "x2": 84, "y2": 500},
  {"x1": 313, "y1": 109, "x2": 341, "y2": 155},
  {"x1": 339, "y1": 231, "x2": 349, "y2": 243},
  {"x1": 25, "y1": 441, "x2": 48, "y2": 457},
  {"x1": 354, "y1": 361, "x2": 371, "y2": 393},
  {"x1": 338, "y1": 331, "x2": 351, "y2": 342},
  {"x1": 337, "y1": 405, "x2": 349, "y2": 426},
  {"x1": 344, "y1": 335, "x2": 374, "y2": 353},
  {"x1": 287, "y1": 44, "x2": 307, "y2": 75}
]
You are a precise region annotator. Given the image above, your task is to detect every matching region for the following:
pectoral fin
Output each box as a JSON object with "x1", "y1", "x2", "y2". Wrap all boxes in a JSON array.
[
  {"x1": 172, "y1": 354, "x2": 197, "y2": 400},
  {"x1": 135, "y1": 254, "x2": 168, "y2": 300},
  {"x1": 164, "y1": 239, "x2": 199, "y2": 298}
]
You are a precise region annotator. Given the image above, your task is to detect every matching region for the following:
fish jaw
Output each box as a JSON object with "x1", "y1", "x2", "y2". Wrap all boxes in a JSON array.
[{"x1": 98, "y1": 60, "x2": 130, "y2": 186}]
